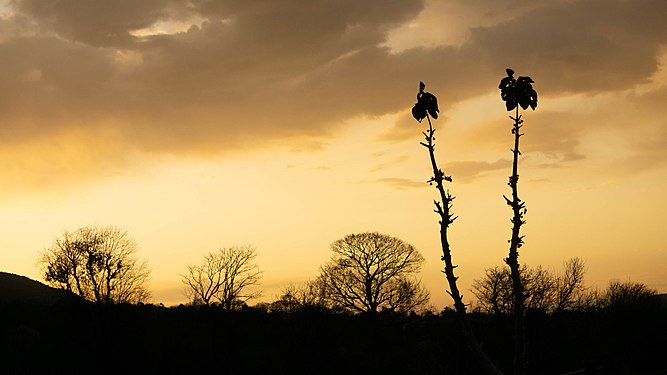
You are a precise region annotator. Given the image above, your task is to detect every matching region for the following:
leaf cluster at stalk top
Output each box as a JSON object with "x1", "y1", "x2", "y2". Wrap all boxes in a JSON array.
[
  {"x1": 499, "y1": 68, "x2": 538, "y2": 111},
  {"x1": 412, "y1": 81, "x2": 439, "y2": 122}
]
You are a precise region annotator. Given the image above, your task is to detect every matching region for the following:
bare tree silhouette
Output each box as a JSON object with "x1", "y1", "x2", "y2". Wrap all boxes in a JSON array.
[
  {"x1": 39, "y1": 225, "x2": 151, "y2": 304},
  {"x1": 317, "y1": 232, "x2": 429, "y2": 315},
  {"x1": 603, "y1": 280, "x2": 657, "y2": 309},
  {"x1": 182, "y1": 245, "x2": 262, "y2": 309},
  {"x1": 412, "y1": 82, "x2": 503, "y2": 375},
  {"x1": 269, "y1": 281, "x2": 328, "y2": 313},
  {"x1": 498, "y1": 68, "x2": 538, "y2": 375},
  {"x1": 472, "y1": 258, "x2": 587, "y2": 314}
]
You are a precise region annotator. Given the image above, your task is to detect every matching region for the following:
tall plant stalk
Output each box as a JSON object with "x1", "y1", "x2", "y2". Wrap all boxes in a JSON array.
[
  {"x1": 498, "y1": 68, "x2": 538, "y2": 375},
  {"x1": 413, "y1": 82, "x2": 503, "y2": 375},
  {"x1": 505, "y1": 106, "x2": 527, "y2": 375}
]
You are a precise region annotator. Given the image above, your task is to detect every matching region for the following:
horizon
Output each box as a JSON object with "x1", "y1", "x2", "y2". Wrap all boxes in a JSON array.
[{"x1": 1, "y1": 0, "x2": 666, "y2": 308}]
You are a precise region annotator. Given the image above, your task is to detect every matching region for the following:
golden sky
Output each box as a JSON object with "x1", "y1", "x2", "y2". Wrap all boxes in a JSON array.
[{"x1": 0, "y1": 0, "x2": 665, "y2": 308}]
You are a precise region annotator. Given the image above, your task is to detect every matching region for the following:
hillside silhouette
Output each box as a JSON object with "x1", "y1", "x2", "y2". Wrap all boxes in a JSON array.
[{"x1": 0, "y1": 272, "x2": 64, "y2": 306}]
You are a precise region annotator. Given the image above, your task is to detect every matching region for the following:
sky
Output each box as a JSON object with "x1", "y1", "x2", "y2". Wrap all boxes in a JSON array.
[{"x1": 0, "y1": 0, "x2": 665, "y2": 308}]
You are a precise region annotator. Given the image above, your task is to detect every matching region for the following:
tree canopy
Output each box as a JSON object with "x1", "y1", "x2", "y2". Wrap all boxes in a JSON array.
[
  {"x1": 39, "y1": 225, "x2": 151, "y2": 304},
  {"x1": 317, "y1": 232, "x2": 429, "y2": 314}
]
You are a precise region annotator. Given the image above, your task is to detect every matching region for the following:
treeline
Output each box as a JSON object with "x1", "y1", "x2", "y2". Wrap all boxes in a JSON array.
[
  {"x1": 471, "y1": 258, "x2": 660, "y2": 315},
  {"x1": 37, "y1": 227, "x2": 432, "y2": 315},
  {"x1": 35, "y1": 224, "x2": 660, "y2": 317}
]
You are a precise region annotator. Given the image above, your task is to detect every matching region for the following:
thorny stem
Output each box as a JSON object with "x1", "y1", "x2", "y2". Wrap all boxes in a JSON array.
[
  {"x1": 505, "y1": 106, "x2": 527, "y2": 375},
  {"x1": 421, "y1": 114, "x2": 503, "y2": 375}
]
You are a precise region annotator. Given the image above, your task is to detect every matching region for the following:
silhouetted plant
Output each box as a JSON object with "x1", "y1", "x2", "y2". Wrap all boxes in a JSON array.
[
  {"x1": 602, "y1": 280, "x2": 657, "y2": 309},
  {"x1": 471, "y1": 258, "x2": 587, "y2": 315},
  {"x1": 412, "y1": 82, "x2": 503, "y2": 375},
  {"x1": 39, "y1": 225, "x2": 151, "y2": 304},
  {"x1": 498, "y1": 68, "x2": 537, "y2": 375},
  {"x1": 181, "y1": 245, "x2": 262, "y2": 309},
  {"x1": 269, "y1": 281, "x2": 329, "y2": 313},
  {"x1": 316, "y1": 232, "x2": 430, "y2": 315}
]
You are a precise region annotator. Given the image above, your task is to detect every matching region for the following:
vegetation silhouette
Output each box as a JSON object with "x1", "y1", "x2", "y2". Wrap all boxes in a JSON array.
[
  {"x1": 412, "y1": 81, "x2": 503, "y2": 374},
  {"x1": 1, "y1": 273, "x2": 664, "y2": 374},
  {"x1": 499, "y1": 68, "x2": 538, "y2": 375},
  {"x1": 472, "y1": 258, "x2": 587, "y2": 315},
  {"x1": 316, "y1": 232, "x2": 429, "y2": 315},
  {"x1": 266, "y1": 282, "x2": 329, "y2": 314},
  {"x1": 38, "y1": 225, "x2": 151, "y2": 305},
  {"x1": 182, "y1": 245, "x2": 262, "y2": 309}
]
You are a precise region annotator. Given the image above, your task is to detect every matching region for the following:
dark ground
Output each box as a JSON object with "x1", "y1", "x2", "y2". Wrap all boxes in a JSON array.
[
  {"x1": 1, "y1": 299, "x2": 665, "y2": 375},
  {"x1": 1, "y1": 273, "x2": 665, "y2": 374}
]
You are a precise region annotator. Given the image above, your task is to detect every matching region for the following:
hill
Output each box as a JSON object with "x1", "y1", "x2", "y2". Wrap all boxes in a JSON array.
[{"x1": 0, "y1": 272, "x2": 64, "y2": 305}]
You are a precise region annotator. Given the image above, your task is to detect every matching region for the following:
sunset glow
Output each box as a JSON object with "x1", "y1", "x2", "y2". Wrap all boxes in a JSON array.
[{"x1": 0, "y1": 0, "x2": 665, "y2": 308}]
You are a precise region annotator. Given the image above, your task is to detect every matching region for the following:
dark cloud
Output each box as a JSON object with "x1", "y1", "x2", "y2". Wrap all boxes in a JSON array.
[
  {"x1": 15, "y1": 0, "x2": 188, "y2": 47},
  {"x1": 466, "y1": 0, "x2": 667, "y2": 94},
  {"x1": 4, "y1": 0, "x2": 429, "y2": 156},
  {"x1": 1, "y1": 0, "x2": 666, "y2": 190}
]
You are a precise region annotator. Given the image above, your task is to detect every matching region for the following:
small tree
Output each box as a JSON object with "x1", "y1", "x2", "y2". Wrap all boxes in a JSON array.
[
  {"x1": 317, "y1": 232, "x2": 429, "y2": 315},
  {"x1": 498, "y1": 68, "x2": 538, "y2": 375},
  {"x1": 471, "y1": 266, "x2": 515, "y2": 315},
  {"x1": 182, "y1": 245, "x2": 262, "y2": 309},
  {"x1": 39, "y1": 225, "x2": 151, "y2": 304},
  {"x1": 471, "y1": 258, "x2": 587, "y2": 314},
  {"x1": 603, "y1": 280, "x2": 657, "y2": 309},
  {"x1": 270, "y1": 281, "x2": 328, "y2": 313},
  {"x1": 553, "y1": 257, "x2": 587, "y2": 312}
]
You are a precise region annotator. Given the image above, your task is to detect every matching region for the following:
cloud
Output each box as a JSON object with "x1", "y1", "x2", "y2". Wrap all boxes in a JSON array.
[
  {"x1": 15, "y1": 0, "x2": 189, "y2": 47},
  {"x1": 372, "y1": 178, "x2": 427, "y2": 190},
  {"x1": 448, "y1": 159, "x2": 511, "y2": 183},
  {"x1": 616, "y1": 89, "x2": 667, "y2": 174},
  {"x1": 3, "y1": 0, "x2": 429, "y2": 155},
  {"x1": 1, "y1": 0, "x2": 667, "y2": 192},
  {"x1": 385, "y1": 0, "x2": 569, "y2": 49},
  {"x1": 377, "y1": 111, "x2": 426, "y2": 144},
  {"x1": 369, "y1": 154, "x2": 409, "y2": 173}
]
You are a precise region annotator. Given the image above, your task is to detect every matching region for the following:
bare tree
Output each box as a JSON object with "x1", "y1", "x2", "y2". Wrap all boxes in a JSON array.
[
  {"x1": 270, "y1": 284, "x2": 303, "y2": 314},
  {"x1": 471, "y1": 266, "x2": 514, "y2": 315},
  {"x1": 270, "y1": 281, "x2": 328, "y2": 313},
  {"x1": 553, "y1": 257, "x2": 587, "y2": 312},
  {"x1": 39, "y1": 226, "x2": 151, "y2": 304},
  {"x1": 602, "y1": 280, "x2": 657, "y2": 308},
  {"x1": 182, "y1": 245, "x2": 262, "y2": 309},
  {"x1": 556, "y1": 279, "x2": 657, "y2": 311},
  {"x1": 317, "y1": 232, "x2": 429, "y2": 315},
  {"x1": 525, "y1": 265, "x2": 556, "y2": 311},
  {"x1": 471, "y1": 258, "x2": 587, "y2": 314}
]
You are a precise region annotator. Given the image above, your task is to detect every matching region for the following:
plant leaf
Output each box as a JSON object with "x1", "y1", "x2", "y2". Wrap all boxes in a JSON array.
[
  {"x1": 422, "y1": 92, "x2": 439, "y2": 119},
  {"x1": 412, "y1": 103, "x2": 426, "y2": 122}
]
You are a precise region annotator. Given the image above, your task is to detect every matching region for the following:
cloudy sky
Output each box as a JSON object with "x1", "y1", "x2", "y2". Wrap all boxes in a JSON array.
[{"x1": 1, "y1": 0, "x2": 665, "y2": 307}]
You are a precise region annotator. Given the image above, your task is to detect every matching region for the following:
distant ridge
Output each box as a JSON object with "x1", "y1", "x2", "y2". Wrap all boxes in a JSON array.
[{"x1": 0, "y1": 271, "x2": 64, "y2": 305}]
